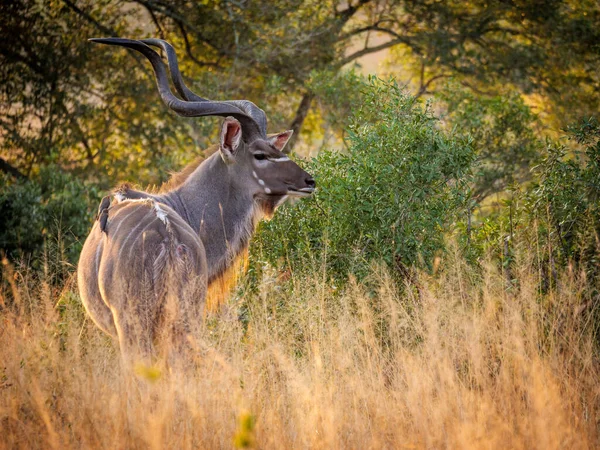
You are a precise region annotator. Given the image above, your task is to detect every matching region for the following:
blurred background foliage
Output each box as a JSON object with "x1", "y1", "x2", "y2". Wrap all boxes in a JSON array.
[{"x1": 1, "y1": 0, "x2": 599, "y2": 294}]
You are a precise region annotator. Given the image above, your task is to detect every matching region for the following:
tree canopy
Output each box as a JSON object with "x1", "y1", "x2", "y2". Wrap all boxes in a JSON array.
[
  {"x1": 1, "y1": 0, "x2": 599, "y2": 270},
  {"x1": 2, "y1": 0, "x2": 599, "y2": 183}
]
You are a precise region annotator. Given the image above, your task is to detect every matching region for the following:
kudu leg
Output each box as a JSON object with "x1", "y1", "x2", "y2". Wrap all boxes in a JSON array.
[
  {"x1": 158, "y1": 275, "x2": 207, "y2": 370},
  {"x1": 112, "y1": 306, "x2": 156, "y2": 370}
]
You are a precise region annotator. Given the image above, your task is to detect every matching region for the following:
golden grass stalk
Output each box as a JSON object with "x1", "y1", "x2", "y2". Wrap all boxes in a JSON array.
[{"x1": 0, "y1": 249, "x2": 598, "y2": 449}]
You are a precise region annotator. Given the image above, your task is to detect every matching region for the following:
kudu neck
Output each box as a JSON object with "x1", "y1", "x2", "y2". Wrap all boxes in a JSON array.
[{"x1": 160, "y1": 152, "x2": 260, "y2": 282}]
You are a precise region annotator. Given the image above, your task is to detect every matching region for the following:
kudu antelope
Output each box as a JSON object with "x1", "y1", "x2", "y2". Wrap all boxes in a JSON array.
[{"x1": 78, "y1": 38, "x2": 315, "y2": 363}]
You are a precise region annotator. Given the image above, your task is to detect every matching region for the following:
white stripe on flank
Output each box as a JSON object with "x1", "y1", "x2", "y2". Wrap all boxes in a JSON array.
[
  {"x1": 127, "y1": 217, "x2": 160, "y2": 259},
  {"x1": 117, "y1": 210, "x2": 154, "y2": 260},
  {"x1": 176, "y1": 222, "x2": 201, "y2": 244},
  {"x1": 109, "y1": 207, "x2": 142, "y2": 237},
  {"x1": 95, "y1": 239, "x2": 103, "y2": 273},
  {"x1": 164, "y1": 211, "x2": 199, "y2": 243}
]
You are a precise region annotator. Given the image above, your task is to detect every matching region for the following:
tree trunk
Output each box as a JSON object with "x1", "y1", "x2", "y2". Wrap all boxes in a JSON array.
[
  {"x1": 0, "y1": 158, "x2": 27, "y2": 180},
  {"x1": 286, "y1": 92, "x2": 314, "y2": 152}
]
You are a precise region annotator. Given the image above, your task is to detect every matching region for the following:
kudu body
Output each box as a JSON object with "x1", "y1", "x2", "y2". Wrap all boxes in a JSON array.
[{"x1": 78, "y1": 38, "x2": 314, "y2": 363}]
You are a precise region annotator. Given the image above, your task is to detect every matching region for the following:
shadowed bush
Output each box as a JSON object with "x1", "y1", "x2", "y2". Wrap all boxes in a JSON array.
[
  {"x1": 528, "y1": 117, "x2": 600, "y2": 288},
  {"x1": 0, "y1": 166, "x2": 101, "y2": 267}
]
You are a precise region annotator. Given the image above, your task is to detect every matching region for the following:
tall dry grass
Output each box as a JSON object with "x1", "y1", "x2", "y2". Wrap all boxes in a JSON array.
[{"x1": 0, "y1": 249, "x2": 598, "y2": 449}]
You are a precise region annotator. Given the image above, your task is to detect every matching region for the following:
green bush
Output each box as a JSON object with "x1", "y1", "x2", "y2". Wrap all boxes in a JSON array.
[
  {"x1": 252, "y1": 77, "x2": 475, "y2": 280},
  {"x1": 460, "y1": 116, "x2": 600, "y2": 294},
  {"x1": 0, "y1": 166, "x2": 101, "y2": 269},
  {"x1": 527, "y1": 117, "x2": 600, "y2": 287},
  {"x1": 438, "y1": 81, "x2": 540, "y2": 201}
]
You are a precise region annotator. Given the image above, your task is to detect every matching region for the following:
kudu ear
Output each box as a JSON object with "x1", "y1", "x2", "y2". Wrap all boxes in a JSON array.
[
  {"x1": 220, "y1": 117, "x2": 242, "y2": 164},
  {"x1": 268, "y1": 130, "x2": 294, "y2": 154}
]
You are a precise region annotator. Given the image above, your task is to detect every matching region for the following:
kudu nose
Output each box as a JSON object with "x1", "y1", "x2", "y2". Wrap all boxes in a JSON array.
[{"x1": 306, "y1": 177, "x2": 315, "y2": 188}]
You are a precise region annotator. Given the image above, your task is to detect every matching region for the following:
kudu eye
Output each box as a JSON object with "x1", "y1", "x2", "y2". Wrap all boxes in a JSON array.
[{"x1": 254, "y1": 153, "x2": 266, "y2": 161}]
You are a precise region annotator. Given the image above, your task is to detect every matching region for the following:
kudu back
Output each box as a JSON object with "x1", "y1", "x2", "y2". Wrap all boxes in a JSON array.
[{"x1": 78, "y1": 38, "x2": 314, "y2": 365}]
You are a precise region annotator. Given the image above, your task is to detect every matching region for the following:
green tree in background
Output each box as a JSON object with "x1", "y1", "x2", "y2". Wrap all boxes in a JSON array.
[
  {"x1": 0, "y1": 0, "x2": 198, "y2": 185},
  {"x1": 1, "y1": 0, "x2": 600, "y2": 267},
  {"x1": 527, "y1": 117, "x2": 600, "y2": 289},
  {"x1": 2, "y1": 0, "x2": 599, "y2": 180},
  {"x1": 438, "y1": 82, "x2": 540, "y2": 202}
]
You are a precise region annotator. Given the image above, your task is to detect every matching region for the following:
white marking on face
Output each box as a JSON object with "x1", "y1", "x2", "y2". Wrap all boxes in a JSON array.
[
  {"x1": 268, "y1": 156, "x2": 290, "y2": 162},
  {"x1": 265, "y1": 187, "x2": 272, "y2": 194},
  {"x1": 114, "y1": 192, "x2": 125, "y2": 202},
  {"x1": 276, "y1": 195, "x2": 289, "y2": 207},
  {"x1": 252, "y1": 171, "x2": 258, "y2": 179},
  {"x1": 286, "y1": 189, "x2": 313, "y2": 198},
  {"x1": 258, "y1": 179, "x2": 265, "y2": 186}
]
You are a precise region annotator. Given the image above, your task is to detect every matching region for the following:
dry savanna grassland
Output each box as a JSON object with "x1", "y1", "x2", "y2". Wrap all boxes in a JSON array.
[{"x1": 0, "y1": 245, "x2": 599, "y2": 449}]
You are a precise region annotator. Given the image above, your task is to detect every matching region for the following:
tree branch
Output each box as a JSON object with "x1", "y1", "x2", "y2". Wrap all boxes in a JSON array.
[
  {"x1": 336, "y1": 0, "x2": 373, "y2": 25},
  {"x1": 337, "y1": 37, "x2": 410, "y2": 68},
  {"x1": 135, "y1": 0, "x2": 229, "y2": 58},
  {"x1": 145, "y1": 4, "x2": 166, "y2": 39},
  {"x1": 416, "y1": 72, "x2": 451, "y2": 98},
  {"x1": 175, "y1": 20, "x2": 222, "y2": 69},
  {"x1": 0, "y1": 158, "x2": 27, "y2": 180},
  {"x1": 460, "y1": 80, "x2": 499, "y2": 97},
  {"x1": 339, "y1": 24, "x2": 403, "y2": 42},
  {"x1": 286, "y1": 92, "x2": 315, "y2": 152},
  {"x1": 62, "y1": 0, "x2": 116, "y2": 36}
]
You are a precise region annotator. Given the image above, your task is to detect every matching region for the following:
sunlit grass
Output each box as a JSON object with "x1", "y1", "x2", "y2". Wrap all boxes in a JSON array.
[{"x1": 0, "y1": 249, "x2": 598, "y2": 449}]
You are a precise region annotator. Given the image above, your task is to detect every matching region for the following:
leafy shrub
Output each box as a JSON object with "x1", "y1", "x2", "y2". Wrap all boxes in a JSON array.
[
  {"x1": 252, "y1": 77, "x2": 475, "y2": 280},
  {"x1": 0, "y1": 166, "x2": 101, "y2": 268},
  {"x1": 438, "y1": 81, "x2": 540, "y2": 201},
  {"x1": 460, "y1": 116, "x2": 600, "y2": 294},
  {"x1": 526, "y1": 117, "x2": 600, "y2": 287}
]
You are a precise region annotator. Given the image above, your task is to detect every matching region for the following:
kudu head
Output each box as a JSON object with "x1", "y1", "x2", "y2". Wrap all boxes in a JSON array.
[
  {"x1": 219, "y1": 118, "x2": 315, "y2": 204},
  {"x1": 89, "y1": 37, "x2": 315, "y2": 210}
]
